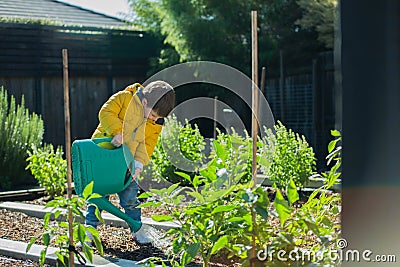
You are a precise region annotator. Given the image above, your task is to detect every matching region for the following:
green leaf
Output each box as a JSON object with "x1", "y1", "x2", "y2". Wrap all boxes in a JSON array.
[
  {"x1": 331, "y1": 130, "x2": 341, "y2": 137},
  {"x1": 175, "y1": 171, "x2": 191, "y2": 181},
  {"x1": 274, "y1": 189, "x2": 291, "y2": 227},
  {"x1": 137, "y1": 201, "x2": 156, "y2": 208},
  {"x1": 187, "y1": 191, "x2": 205, "y2": 203},
  {"x1": 26, "y1": 236, "x2": 38, "y2": 252},
  {"x1": 152, "y1": 215, "x2": 173, "y2": 222},
  {"x1": 286, "y1": 178, "x2": 299, "y2": 205},
  {"x1": 257, "y1": 155, "x2": 271, "y2": 167},
  {"x1": 83, "y1": 244, "x2": 93, "y2": 263},
  {"x1": 87, "y1": 193, "x2": 102, "y2": 200},
  {"x1": 83, "y1": 181, "x2": 94, "y2": 199},
  {"x1": 210, "y1": 235, "x2": 228, "y2": 255},
  {"x1": 167, "y1": 182, "x2": 180, "y2": 195},
  {"x1": 138, "y1": 191, "x2": 152, "y2": 198},
  {"x1": 42, "y1": 233, "x2": 50, "y2": 246},
  {"x1": 55, "y1": 251, "x2": 65, "y2": 266},
  {"x1": 214, "y1": 140, "x2": 227, "y2": 160},
  {"x1": 43, "y1": 212, "x2": 51, "y2": 226},
  {"x1": 227, "y1": 217, "x2": 245, "y2": 223},
  {"x1": 86, "y1": 226, "x2": 103, "y2": 255},
  {"x1": 39, "y1": 249, "x2": 47, "y2": 266},
  {"x1": 186, "y1": 242, "x2": 201, "y2": 258},
  {"x1": 254, "y1": 205, "x2": 269, "y2": 220},
  {"x1": 180, "y1": 251, "x2": 192, "y2": 267},
  {"x1": 95, "y1": 206, "x2": 104, "y2": 224},
  {"x1": 320, "y1": 216, "x2": 333, "y2": 227},
  {"x1": 59, "y1": 222, "x2": 69, "y2": 229},
  {"x1": 211, "y1": 205, "x2": 236, "y2": 214},
  {"x1": 78, "y1": 224, "x2": 85, "y2": 243},
  {"x1": 328, "y1": 139, "x2": 339, "y2": 153},
  {"x1": 192, "y1": 175, "x2": 204, "y2": 188}
]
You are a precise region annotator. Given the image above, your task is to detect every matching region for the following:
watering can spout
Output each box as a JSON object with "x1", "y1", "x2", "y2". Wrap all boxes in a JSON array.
[
  {"x1": 72, "y1": 138, "x2": 142, "y2": 232},
  {"x1": 89, "y1": 197, "x2": 142, "y2": 232}
]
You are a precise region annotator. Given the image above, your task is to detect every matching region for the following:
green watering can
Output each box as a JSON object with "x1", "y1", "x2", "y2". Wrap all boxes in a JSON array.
[{"x1": 71, "y1": 138, "x2": 142, "y2": 232}]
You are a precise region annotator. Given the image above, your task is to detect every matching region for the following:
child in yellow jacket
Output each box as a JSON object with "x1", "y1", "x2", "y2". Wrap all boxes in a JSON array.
[{"x1": 85, "y1": 81, "x2": 175, "y2": 244}]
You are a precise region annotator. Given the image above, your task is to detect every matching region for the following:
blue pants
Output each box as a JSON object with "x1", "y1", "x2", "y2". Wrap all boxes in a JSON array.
[{"x1": 85, "y1": 179, "x2": 141, "y2": 233}]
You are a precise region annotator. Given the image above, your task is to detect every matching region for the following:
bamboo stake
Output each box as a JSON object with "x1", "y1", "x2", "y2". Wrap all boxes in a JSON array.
[
  {"x1": 251, "y1": 10, "x2": 258, "y2": 266},
  {"x1": 62, "y1": 48, "x2": 75, "y2": 267}
]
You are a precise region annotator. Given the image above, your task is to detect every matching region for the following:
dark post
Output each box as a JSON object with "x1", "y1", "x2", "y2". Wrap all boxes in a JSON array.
[
  {"x1": 341, "y1": 1, "x2": 400, "y2": 265},
  {"x1": 279, "y1": 50, "x2": 285, "y2": 122}
]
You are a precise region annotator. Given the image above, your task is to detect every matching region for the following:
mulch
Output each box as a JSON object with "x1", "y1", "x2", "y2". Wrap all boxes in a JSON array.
[{"x1": 0, "y1": 193, "x2": 239, "y2": 266}]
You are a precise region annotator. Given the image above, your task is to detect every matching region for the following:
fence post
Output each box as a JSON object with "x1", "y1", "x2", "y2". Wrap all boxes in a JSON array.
[{"x1": 279, "y1": 50, "x2": 285, "y2": 122}]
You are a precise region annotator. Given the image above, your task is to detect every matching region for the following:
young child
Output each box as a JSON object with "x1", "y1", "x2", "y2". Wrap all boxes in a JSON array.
[{"x1": 85, "y1": 81, "x2": 175, "y2": 244}]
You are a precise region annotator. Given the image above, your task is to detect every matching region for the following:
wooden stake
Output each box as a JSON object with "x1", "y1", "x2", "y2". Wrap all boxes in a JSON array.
[
  {"x1": 62, "y1": 48, "x2": 75, "y2": 267},
  {"x1": 251, "y1": 10, "x2": 258, "y2": 267}
]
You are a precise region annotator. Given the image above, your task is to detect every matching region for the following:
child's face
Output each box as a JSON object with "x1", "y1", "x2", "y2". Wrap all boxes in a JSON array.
[
  {"x1": 147, "y1": 109, "x2": 161, "y2": 121},
  {"x1": 143, "y1": 103, "x2": 161, "y2": 121}
]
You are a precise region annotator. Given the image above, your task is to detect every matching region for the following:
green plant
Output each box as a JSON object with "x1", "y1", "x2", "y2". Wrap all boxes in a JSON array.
[
  {"x1": 26, "y1": 144, "x2": 67, "y2": 198},
  {"x1": 141, "y1": 126, "x2": 340, "y2": 266},
  {"x1": 259, "y1": 121, "x2": 316, "y2": 189},
  {"x1": 249, "y1": 130, "x2": 342, "y2": 266},
  {"x1": 143, "y1": 115, "x2": 205, "y2": 185},
  {"x1": 27, "y1": 182, "x2": 104, "y2": 266},
  {"x1": 140, "y1": 135, "x2": 269, "y2": 267},
  {"x1": 211, "y1": 129, "x2": 253, "y2": 184},
  {"x1": 0, "y1": 86, "x2": 44, "y2": 189}
]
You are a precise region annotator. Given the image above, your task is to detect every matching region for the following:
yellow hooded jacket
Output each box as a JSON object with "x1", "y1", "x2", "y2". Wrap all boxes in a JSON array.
[{"x1": 91, "y1": 83, "x2": 162, "y2": 167}]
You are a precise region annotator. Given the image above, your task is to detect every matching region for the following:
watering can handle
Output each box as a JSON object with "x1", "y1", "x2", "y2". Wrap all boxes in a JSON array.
[{"x1": 92, "y1": 138, "x2": 113, "y2": 144}]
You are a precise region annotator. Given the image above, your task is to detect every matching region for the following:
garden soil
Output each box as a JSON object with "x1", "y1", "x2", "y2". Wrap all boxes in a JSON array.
[{"x1": 0, "y1": 194, "x2": 240, "y2": 267}]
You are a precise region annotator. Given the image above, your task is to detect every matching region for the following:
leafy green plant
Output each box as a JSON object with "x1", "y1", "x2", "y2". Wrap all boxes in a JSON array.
[
  {"x1": 141, "y1": 125, "x2": 339, "y2": 266},
  {"x1": 259, "y1": 121, "x2": 316, "y2": 189},
  {"x1": 27, "y1": 182, "x2": 104, "y2": 266},
  {"x1": 26, "y1": 144, "x2": 67, "y2": 198},
  {"x1": 140, "y1": 135, "x2": 269, "y2": 267},
  {"x1": 211, "y1": 129, "x2": 253, "y2": 184},
  {"x1": 0, "y1": 86, "x2": 44, "y2": 189},
  {"x1": 144, "y1": 115, "x2": 205, "y2": 185},
  {"x1": 249, "y1": 130, "x2": 342, "y2": 266}
]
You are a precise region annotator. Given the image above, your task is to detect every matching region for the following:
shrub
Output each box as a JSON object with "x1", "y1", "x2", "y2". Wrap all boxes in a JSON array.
[
  {"x1": 144, "y1": 115, "x2": 205, "y2": 185},
  {"x1": 258, "y1": 121, "x2": 316, "y2": 189},
  {"x1": 0, "y1": 86, "x2": 44, "y2": 189},
  {"x1": 26, "y1": 144, "x2": 67, "y2": 198}
]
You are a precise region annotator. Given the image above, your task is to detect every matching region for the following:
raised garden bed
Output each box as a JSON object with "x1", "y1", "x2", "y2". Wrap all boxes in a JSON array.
[{"x1": 0, "y1": 182, "x2": 341, "y2": 266}]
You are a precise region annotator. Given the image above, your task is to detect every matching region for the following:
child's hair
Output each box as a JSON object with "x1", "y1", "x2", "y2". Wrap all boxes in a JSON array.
[{"x1": 142, "y1": 80, "x2": 175, "y2": 117}]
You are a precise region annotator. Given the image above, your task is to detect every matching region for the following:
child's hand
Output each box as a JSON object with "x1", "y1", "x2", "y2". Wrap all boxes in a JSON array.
[{"x1": 111, "y1": 133, "x2": 123, "y2": 147}]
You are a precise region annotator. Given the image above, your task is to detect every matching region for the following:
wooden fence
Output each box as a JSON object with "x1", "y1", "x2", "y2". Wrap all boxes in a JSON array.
[
  {"x1": 265, "y1": 51, "x2": 336, "y2": 170},
  {"x1": 0, "y1": 22, "x2": 160, "y2": 146}
]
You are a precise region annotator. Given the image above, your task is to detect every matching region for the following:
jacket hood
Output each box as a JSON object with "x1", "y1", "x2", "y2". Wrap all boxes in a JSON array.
[{"x1": 124, "y1": 83, "x2": 143, "y2": 94}]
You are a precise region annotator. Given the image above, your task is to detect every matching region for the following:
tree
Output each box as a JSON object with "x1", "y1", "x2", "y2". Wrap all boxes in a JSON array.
[
  {"x1": 296, "y1": 0, "x2": 338, "y2": 49},
  {"x1": 130, "y1": 0, "x2": 328, "y2": 77},
  {"x1": 130, "y1": 0, "x2": 278, "y2": 75}
]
